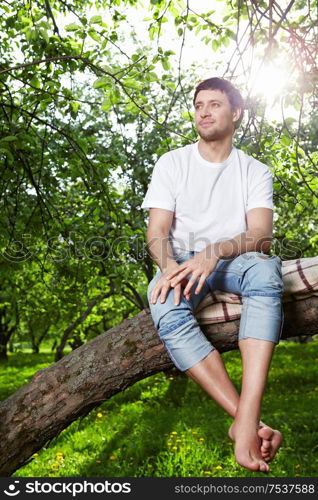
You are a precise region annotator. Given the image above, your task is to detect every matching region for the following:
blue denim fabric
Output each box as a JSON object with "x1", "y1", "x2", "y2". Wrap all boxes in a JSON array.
[{"x1": 147, "y1": 251, "x2": 284, "y2": 371}]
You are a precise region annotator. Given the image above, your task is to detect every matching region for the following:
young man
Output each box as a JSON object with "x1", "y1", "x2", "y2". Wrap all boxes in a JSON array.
[{"x1": 141, "y1": 77, "x2": 284, "y2": 473}]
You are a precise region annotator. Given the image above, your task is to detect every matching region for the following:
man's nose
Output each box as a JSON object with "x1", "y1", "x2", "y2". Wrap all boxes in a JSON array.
[{"x1": 200, "y1": 107, "x2": 211, "y2": 117}]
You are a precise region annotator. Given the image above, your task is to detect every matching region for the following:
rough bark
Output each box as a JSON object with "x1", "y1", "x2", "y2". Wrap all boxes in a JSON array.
[{"x1": 0, "y1": 296, "x2": 317, "y2": 476}]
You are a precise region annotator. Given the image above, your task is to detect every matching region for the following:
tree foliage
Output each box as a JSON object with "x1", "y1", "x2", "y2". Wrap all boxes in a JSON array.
[{"x1": 0, "y1": 0, "x2": 317, "y2": 359}]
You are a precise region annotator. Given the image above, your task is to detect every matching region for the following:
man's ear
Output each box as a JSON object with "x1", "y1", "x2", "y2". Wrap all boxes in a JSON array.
[{"x1": 232, "y1": 107, "x2": 242, "y2": 124}]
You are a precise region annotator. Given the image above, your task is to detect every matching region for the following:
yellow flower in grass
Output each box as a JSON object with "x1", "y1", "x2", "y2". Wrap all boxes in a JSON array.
[
  {"x1": 32, "y1": 453, "x2": 39, "y2": 458},
  {"x1": 172, "y1": 446, "x2": 178, "y2": 451},
  {"x1": 199, "y1": 438, "x2": 205, "y2": 442},
  {"x1": 109, "y1": 455, "x2": 116, "y2": 461},
  {"x1": 171, "y1": 431, "x2": 177, "y2": 435},
  {"x1": 51, "y1": 463, "x2": 59, "y2": 470},
  {"x1": 215, "y1": 465, "x2": 223, "y2": 470},
  {"x1": 167, "y1": 442, "x2": 172, "y2": 446},
  {"x1": 97, "y1": 413, "x2": 103, "y2": 418},
  {"x1": 176, "y1": 439, "x2": 182, "y2": 443},
  {"x1": 203, "y1": 471, "x2": 212, "y2": 475}
]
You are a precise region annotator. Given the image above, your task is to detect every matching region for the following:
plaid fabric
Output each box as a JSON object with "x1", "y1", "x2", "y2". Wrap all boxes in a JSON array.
[{"x1": 195, "y1": 256, "x2": 318, "y2": 325}]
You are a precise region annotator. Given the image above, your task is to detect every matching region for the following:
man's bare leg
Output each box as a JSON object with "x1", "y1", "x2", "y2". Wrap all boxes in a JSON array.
[
  {"x1": 186, "y1": 347, "x2": 282, "y2": 471},
  {"x1": 228, "y1": 338, "x2": 279, "y2": 472}
]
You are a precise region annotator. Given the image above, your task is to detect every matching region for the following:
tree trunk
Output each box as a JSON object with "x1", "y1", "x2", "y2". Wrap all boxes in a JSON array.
[
  {"x1": 0, "y1": 296, "x2": 317, "y2": 476},
  {"x1": 0, "y1": 331, "x2": 11, "y2": 361}
]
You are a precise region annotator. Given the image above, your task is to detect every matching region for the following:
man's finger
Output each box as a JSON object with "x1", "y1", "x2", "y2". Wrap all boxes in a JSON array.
[
  {"x1": 151, "y1": 284, "x2": 164, "y2": 304},
  {"x1": 194, "y1": 274, "x2": 206, "y2": 295},
  {"x1": 166, "y1": 263, "x2": 188, "y2": 279},
  {"x1": 171, "y1": 269, "x2": 192, "y2": 287},
  {"x1": 151, "y1": 288, "x2": 159, "y2": 304},
  {"x1": 160, "y1": 285, "x2": 170, "y2": 303},
  {"x1": 174, "y1": 284, "x2": 182, "y2": 306},
  {"x1": 183, "y1": 275, "x2": 197, "y2": 296}
]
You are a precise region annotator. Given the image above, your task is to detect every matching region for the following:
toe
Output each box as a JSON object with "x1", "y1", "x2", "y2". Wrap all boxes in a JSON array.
[
  {"x1": 258, "y1": 426, "x2": 274, "y2": 440},
  {"x1": 260, "y1": 461, "x2": 270, "y2": 473},
  {"x1": 261, "y1": 440, "x2": 271, "y2": 451}
]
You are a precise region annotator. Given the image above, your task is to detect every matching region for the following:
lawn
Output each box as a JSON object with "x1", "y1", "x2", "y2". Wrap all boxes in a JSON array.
[{"x1": 1, "y1": 342, "x2": 317, "y2": 477}]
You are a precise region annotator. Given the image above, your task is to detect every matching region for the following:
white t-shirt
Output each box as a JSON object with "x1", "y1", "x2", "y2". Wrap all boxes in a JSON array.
[{"x1": 141, "y1": 142, "x2": 273, "y2": 255}]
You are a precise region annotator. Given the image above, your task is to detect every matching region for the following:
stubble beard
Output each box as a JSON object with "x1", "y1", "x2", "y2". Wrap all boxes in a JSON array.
[
  {"x1": 197, "y1": 122, "x2": 234, "y2": 142},
  {"x1": 197, "y1": 128, "x2": 225, "y2": 142}
]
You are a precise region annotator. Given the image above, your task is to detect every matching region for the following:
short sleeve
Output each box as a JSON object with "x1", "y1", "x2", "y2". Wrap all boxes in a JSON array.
[
  {"x1": 247, "y1": 162, "x2": 273, "y2": 212},
  {"x1": 140, "y1": 154, "x2": 176, "y2": 212}
]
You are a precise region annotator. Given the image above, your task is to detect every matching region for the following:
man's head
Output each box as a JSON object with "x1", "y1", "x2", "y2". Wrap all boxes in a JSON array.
[{"x1": 193, "y1": 77, "x2": 244, "y2": 142}]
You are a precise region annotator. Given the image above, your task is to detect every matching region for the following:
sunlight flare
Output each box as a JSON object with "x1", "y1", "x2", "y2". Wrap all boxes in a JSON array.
[{"x1": 250, "y1": 61, "x2": 291, "y2": 104}]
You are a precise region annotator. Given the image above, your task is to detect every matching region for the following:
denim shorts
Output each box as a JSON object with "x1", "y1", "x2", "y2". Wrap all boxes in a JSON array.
[{"x1": 147, "y1": 251, "x2": 284, "y2": 371}]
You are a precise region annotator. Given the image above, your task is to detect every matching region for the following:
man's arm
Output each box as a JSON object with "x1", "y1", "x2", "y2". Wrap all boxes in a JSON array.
[
  {"x1": 214, "y1": 207, "x2": 273, "y2": 259},
  {"x1": 167, "y1": 207, "x2": 273, "y2": 298},
  {"x1": 146, "y1": 208, "x2": 188, "y2": 305},
  {"x1": 146, "y1": 208, "x2": 176, "y2": 273}
]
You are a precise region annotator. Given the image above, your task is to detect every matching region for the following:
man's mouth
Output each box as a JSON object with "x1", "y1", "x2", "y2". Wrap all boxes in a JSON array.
[{"x1": 200, "y1": 121, "x2": 215, "y2": 127}]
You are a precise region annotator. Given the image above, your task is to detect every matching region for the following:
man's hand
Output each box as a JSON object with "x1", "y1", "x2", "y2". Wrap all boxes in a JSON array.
[
  {"x1": 166, "y1": 253, "x2": 219, "y2": 299},
  {"x1": 150, "y1": 265, "x2": 189, "y2": 306}
]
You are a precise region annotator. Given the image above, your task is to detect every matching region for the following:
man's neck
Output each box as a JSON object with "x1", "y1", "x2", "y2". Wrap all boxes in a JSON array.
[{"x1": 198, "y1": 138, "x2": 233, "y2": 163}]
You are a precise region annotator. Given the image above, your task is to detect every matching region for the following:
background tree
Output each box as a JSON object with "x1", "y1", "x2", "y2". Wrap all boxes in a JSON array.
[
  {"x1": 0, "y1": 0, "x2": 317, "y2": 476},
  {"x1": 1, "y1": 0, "x2": 317, "y2": 358}
]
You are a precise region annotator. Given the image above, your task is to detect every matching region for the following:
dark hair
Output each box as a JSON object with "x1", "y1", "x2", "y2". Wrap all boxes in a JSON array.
[{"x1": 193, "y1": 77, "x2": 244, "y2": 128}]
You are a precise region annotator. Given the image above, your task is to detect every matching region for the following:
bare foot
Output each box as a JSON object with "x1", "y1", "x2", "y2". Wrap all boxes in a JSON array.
[
  {"x1": 228, "y1": 419, "x2": 270, "y2": 473},
  {"x1": 258, "y1": 424, "x2": 283, "y2": 462}
]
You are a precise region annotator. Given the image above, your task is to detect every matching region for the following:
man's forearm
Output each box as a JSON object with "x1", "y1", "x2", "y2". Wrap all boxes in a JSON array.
[
  {"x1": 204, "y1": 228, "x2": 272, "y2": 260},
  {"x1": 146, "y1": 231, "x2": 178, "y2": 272}
]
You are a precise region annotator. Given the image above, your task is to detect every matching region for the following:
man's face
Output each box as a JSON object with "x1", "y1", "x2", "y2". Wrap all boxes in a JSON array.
[{"x1": 194, "y1": 89, "x2": 240, "y2": 142}]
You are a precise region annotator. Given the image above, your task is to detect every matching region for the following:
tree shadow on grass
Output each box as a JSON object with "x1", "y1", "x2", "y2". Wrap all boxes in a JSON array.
[
  {"x1": 75, "y1": 370, "x2": 232, "y2": 477},
  {"x1": 76, "y1": 372, "x2": 192, "y2": 477}
]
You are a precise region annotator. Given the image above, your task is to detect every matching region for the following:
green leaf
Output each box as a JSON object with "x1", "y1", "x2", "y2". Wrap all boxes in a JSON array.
[
  {"x1": 212, "y1": 39, "x2": 219, "y2": 51},
  {"x1": 65, "y1": 23, "x2": 82, "y2": 32},
  {"x1": 125, "y1": 102, "x2": 139, "y2": 114},
  {"x1": 29, "y1": 76, "x2": 41, "y2": 89},
  {"x1": 149, "y1": 26, "x2": 156, "y2": 40},
  {"x1": 168, "y1": 5, "x2": 179, "y2": 17},
  {"x1": 222, "y1": 36, "x2": 230, "y2": 47},
  {"x1": 123, "y1": 78, "x2": 143, "y2": 90},
  {"x1": 101, "y1": 96, "x2": 112, "y2": 111},
  {"x1": 161, "y1": 58, "x2": 170, "y2": 71},
  {"x1": 0, "y1": 136, "x2": 18, "y2": 142},
  {"x1": 0, "y1": 148, "x2": 14, "y2": 161},
  {"x1": 88, "y1": 28, "x2": 101, "y2": 42},
  {"x1": 90, "y1": 15, "x2": 102, "y2": 24},
  {"x1": 93, "y1": 77, "x2": 113, "y2": 89},
  {"x1": 70, "y1": 101, "x2": 80, "y2": 113},
  {"x1": 280, "y1": 136, "x2": 291, "y2": 146}
]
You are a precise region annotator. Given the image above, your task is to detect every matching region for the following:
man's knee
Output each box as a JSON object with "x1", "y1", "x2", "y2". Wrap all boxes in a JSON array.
[
  {"x1": 158, "y1": 313, "x2": 213, "y2": 371},
  {"x1": 147, "y1": 276, "x2": 193, "y2": 331},
  {"x1": 158, "y1": 310, "x2": 194, "y2": 337},
  {"x1": 243, "y1": 254, "x2": 283, "y2": 296}
]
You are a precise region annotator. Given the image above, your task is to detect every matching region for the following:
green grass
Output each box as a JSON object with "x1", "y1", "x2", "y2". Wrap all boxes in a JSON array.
[{"x1": 1, "y1": 342, "x2": 317, "y2": 478}]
